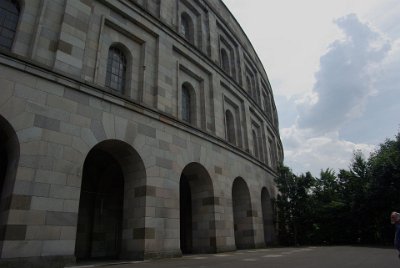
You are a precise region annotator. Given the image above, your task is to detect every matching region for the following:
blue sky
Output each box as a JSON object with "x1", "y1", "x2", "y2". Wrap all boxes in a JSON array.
[{"x1": 223, "y1": 0, "x2": 400, "y2": 175}]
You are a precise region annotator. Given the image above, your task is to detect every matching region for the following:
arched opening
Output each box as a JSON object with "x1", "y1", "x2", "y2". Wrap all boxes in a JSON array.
[
  {"x1": 225, "y1": 110, "x2": 236, "y2": 145},
  {"x1": 180, "y1": 12, "x2": 194, "y2": 45},
  {"x1": 232, "y1": 177, "x2": 255, "y2": 249},
  {"x1": 75, "y1": 140, "x2": 146, "y2": 261},
  {"x1": 106, "y1": 45, "x2": 127, "y2": 94},
  {"x1": 181, "y1": 82, "x2": 195, "y2": 125},
  {"x1": 0, "y1": 115, "x2": 19, "y2": 242},
  {"x1": 180, "y1": 163, "x2": 216, "y2": 254},
  {"x1": 261, "y1": 187, "x2": 274, "y2": 246},
  {"x1": 0, "y1": 0, "x2": 20, "y2": 50},
  {"x1": 221, "y1": 48, "x2": 230, "y2": 75}
]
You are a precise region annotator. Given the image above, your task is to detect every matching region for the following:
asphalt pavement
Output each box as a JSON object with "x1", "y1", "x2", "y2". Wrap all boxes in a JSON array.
[{"x1": 68, "y1": 246, "x2": 400, "y2": 268}]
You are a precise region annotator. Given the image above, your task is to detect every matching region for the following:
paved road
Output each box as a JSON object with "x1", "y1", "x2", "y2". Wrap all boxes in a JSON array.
[{"x1": 69, "y1": 247, "x2": 399, "y2": 268}]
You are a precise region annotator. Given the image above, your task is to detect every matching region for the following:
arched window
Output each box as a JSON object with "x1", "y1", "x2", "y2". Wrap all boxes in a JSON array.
[
  {"x1": 182, "y1": 83, "x2": 194, "y2": 124},
  {"x1": 246, "y1": 76, "x2": 252, "y2": 96},
  {"x1": 0, "y1": 0, "x2": 20, "y2": 50},
  {"x1": 268, "y1": 138, "x2": 276, "y2": 168},
  {"x1": 252, "y1": 130, "x2": 259, "y2": 159},
  {"x1": 263, "y1": 93, "x2": 270, "y2": 116},
  {"x1": 225, "y1": 110, "x2": 236, "y2": 145},
  {"x1": 221, "y1": 49, "x2": 230, "y2": 75},
  {"x1": 106, "y1": 46, "x2": 127, "y2": 93},
  {"x1": 254, "y1": 82, "x2": 260, "y2": 104},
  {"x1": 181, "y1": 12, "x2": 194, "y2": 45}
]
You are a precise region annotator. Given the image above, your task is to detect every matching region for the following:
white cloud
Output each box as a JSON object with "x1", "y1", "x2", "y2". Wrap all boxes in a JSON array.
[
  {"x1": 282, "y1": 126, "x2": 375, "y2": 175},
  {"x1": 298, "y1": 14, "x2": 391, "y2": 133},
  {"x1": 223, "y1": 0, "x2": 390, "y2": 99},
  {"x1": 223, "y1": 1, "x2": 400, "y2": 175},
  {"x1": 279, "y1": 14, "x2": 396, "y2": 175}
]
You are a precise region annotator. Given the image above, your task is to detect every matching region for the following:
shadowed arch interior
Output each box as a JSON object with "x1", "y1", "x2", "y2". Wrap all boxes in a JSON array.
[
  {"x1": 180, "y1": 162, "x2": 216, "y2": 254},
  {"x1": 261, "y1": 187, "x2": 274, "y2": 246},
  {"x1": 75, "y1": 140, "x2": 146, "y2": 261},
  {"x1": 232, "y1": 177, "x2": 255, "y2": 249},
  {"x1": 0, "y1": 115, "x2": 19, "y2": 243}
]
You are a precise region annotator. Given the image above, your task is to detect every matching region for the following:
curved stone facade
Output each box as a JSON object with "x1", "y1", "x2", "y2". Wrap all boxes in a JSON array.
[{"x1": 0, "y1": 0, "x2": 283, "y2": 267}]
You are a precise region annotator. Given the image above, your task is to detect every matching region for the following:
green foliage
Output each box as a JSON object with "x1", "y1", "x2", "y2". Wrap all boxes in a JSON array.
[
  {"x1": 274, "y1": 166, "x2": 315, "y2": 245},
  {"x1": 274, "y1": 132, "x2": 400, "y2": 246}
]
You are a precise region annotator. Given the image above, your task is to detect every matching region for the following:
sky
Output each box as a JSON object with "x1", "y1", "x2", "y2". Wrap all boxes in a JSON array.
[{"x1": 223, "y1": 0, "x2": 400, "y2": 176}]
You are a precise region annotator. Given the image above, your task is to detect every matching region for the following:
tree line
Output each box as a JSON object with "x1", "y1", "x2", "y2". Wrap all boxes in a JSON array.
[{"x1": 274, "y1": 132, "x2": 400, "y2": 246}]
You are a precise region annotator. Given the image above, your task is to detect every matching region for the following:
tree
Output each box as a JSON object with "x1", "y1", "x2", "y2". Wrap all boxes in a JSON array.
[
  {"x1": 274, "y1": 131, "x2": 400, "y2": 246},
  {"x1": 312, "y1": 169, "x2": 348, "y2": 244},
  {"x1": 274, "y1": 165, "x2": 315, "y2": 245},
  {"x1": 338, "y1": 151, "x2": 371, "y2": 243},
  {"x1": 367, "y1": 133, "x2": 400, "y2": 244}
]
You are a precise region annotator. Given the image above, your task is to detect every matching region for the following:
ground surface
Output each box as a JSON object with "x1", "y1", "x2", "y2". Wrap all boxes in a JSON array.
[{"x1": 69, "y1": 246, "x2": 399, "y2": 268}]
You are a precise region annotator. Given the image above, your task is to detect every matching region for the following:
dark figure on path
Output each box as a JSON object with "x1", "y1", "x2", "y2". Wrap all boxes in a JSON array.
[{"x1": 391, "y1": 212, "x2": 400, "y2": 259}]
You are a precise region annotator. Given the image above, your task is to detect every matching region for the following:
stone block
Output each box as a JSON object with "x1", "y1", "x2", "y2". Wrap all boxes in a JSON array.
[
  {"x1": 66, "y1": 174, "x2": 82, "y2": 187},
  {"x1": 49, "y1": 185, "x2": 80, "y2": 200},
  {"x1": 15, "y1": 167, "x2": 35, "y2": 182},
  {"x1": 45, "y1": 212, "x2": 78, "y2": 226},
  {"x1": 41, "y1": 240, "x2": 75, "y2": 256},
  {"x1": 25, "y1": 226, "x2": 61, "y2": 240},
  {"x1": 58, "y1": 40, "x2": 73, "y2": 55},
  {"x1": 172, "y1": 135, "x2": 187, "y2": 148},
  {"x1": 1, "y1": 241, "x2": 43, "y2": 258},
  {"x1": 102, "y1": 112, "x2": 115, "y2": 139},
  {"x1": 7, "y1": 210, "x2": 46, "y2": 225},
  {"x1": 134, "y1": 186, "x2": 156, "y2": 197},
  {"x1": 64, "y1": 89, "x2": 89, "y2": 106},
  {"x1": 3, "y1": 225, "x2": 27, "y2": 240},
  {"x1": 47, "y1": 94, "x2": 77, "y2": 114},
  {"x1": 34, "y1": 114, "x2": 60, "y2": 132},
  {"x1": 214, "y1": 166, "x2": 223, "y2": 174},
  {"x1": 89, "y1": 120, "x2": 106, "y2": 142},
  {"x1": 17, "y1": 127, "x2": 42, "y2": 143},
  {"x1": 14, "y1": 83, "x2": 46, "y2": 105},
  {"x1": 42, "y1": 129, "x2": 72, "y2": 146},
  {"x1": 10, "y1": 195, "x2": 31, "y2": 210},
  {"x1": 31, "y1": 196, "x2": 63, "y2": 211},
  {"x1": 0, "y1": 78, "x2": 14, "y2": 107},
  {"x1": 10, "y1": 113, "x2": 35, "y2": 131},
  {"x1": 35, "y1": 170, "x2": 67, "y2": 185},
  {"x1": 13, "y1": 181, "x2": 50, "y2": 197},
  {"x1": 133, "y1": 228, "x2": 155, "y2": 239},
  {"x1": 77, "y1": 103, "x2": 102, "y2": 120},
  {"x1": 69, "y1": 113, "x2": 91, "y2": 128},
  {"x1": 63, "y1": 199, "x2": 79, "y2": 213},
  {"x1": 138, "y1": 123, "x2": 156, "y2": 138},
  {"x1": 36, "y1": 78, "x2": 65, "y2": 97},
  {"x1": 60, "y1": 226, "x2": 76, "y2": 240},
  {"x1": 156, "y1": 157, "x2": 173, "y2": 169}
]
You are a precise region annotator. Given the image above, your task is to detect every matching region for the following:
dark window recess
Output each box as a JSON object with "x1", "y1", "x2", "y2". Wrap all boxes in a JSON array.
[
  {"x1": 0, "y1": 0, "x2": 20, "y2": 50},
  {"x1": 181, "y1": 13, "x2": 194, "y2": 45},
  {"x1": 221, "y1": 49, "x2": 230, "y2": 75},
  {"x1": 106, "y1": 46, "x2": 127, "y2": 93},
  {"x1": 182, "y1": 85, "x2": 191, "y2": 123},
  {"x1": 226, "y1": 110, "x2": 236, "y2": 145}
]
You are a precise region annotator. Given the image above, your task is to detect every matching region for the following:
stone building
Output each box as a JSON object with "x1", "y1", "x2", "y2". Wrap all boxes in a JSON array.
[{"x1": 0, "y1": 0, "x2": 283, "y2": 267}]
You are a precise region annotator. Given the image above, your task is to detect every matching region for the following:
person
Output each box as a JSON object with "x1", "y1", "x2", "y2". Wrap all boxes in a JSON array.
[{"x1": 391, "y1": 211, "x2": 400, "y2": 259}]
